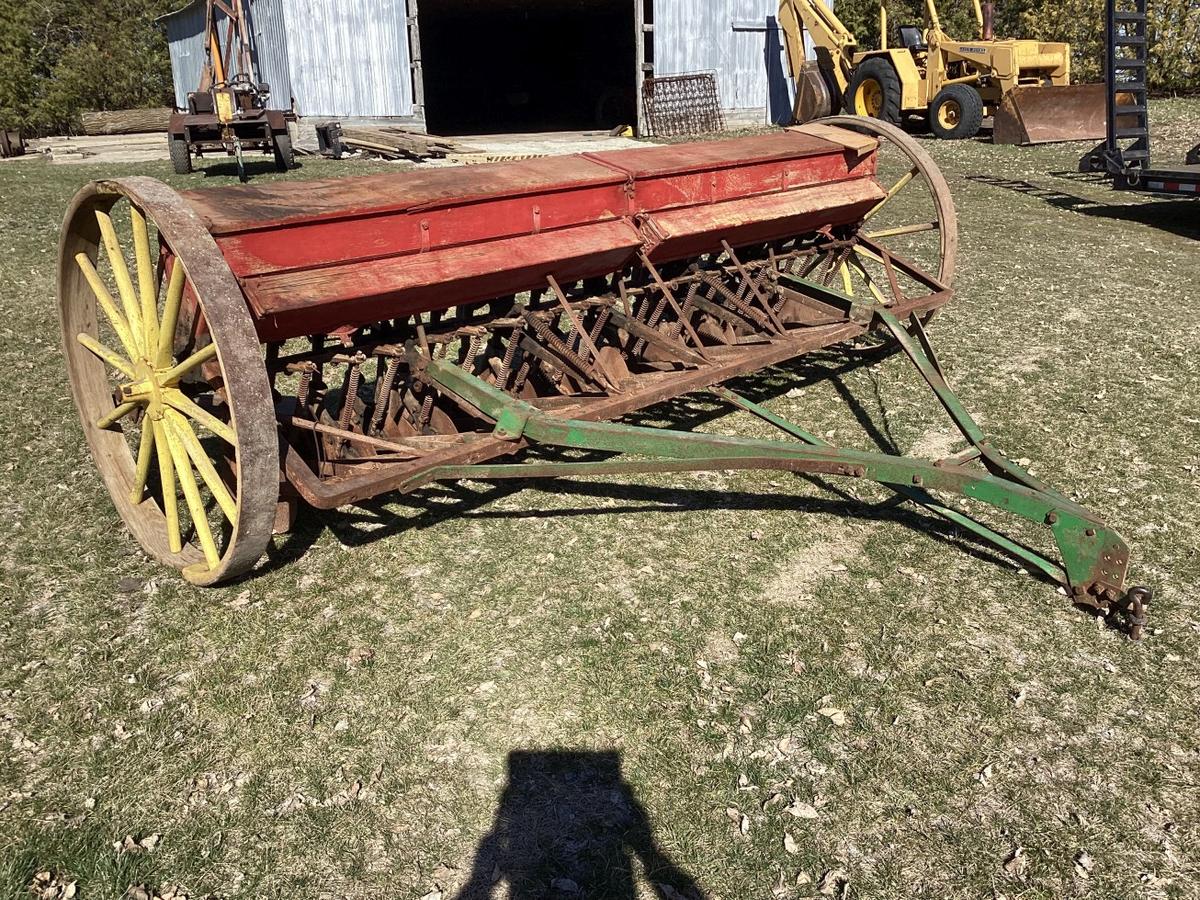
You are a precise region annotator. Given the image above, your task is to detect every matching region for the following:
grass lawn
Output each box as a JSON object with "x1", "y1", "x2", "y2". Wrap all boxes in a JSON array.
[{"x1": 1, "y1": 102, "x2": 1198, "y2": 900}]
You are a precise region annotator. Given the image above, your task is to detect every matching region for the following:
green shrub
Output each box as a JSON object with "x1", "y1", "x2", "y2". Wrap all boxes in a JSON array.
[{"x1": 0, "y1": 0, "x2": 175, "y2": 136}]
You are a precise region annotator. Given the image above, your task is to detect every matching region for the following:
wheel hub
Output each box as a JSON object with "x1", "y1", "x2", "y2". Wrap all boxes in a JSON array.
[
  {"x1": 938, "y1": 101, "x2": 961, "y2": 129},
  {"x1": 118, "y1": 359, "x2": 169, "y2": 418}
]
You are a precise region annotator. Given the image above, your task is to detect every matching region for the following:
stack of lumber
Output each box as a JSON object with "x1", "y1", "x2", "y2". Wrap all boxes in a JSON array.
[
  {"x1": 81, "y1": 108, "x2": 173, "y2": 135},
  {"x1": 28, "y1": 132, "x2": 169, "y2": 165},
  {"x1": 339, "y1": 126, "x2": 463, "y2": 161}
]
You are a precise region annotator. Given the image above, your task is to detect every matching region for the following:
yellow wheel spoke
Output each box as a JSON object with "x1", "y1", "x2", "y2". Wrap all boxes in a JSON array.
[
  {"x1": 76, "y1": 333, "x2": 135, "y2": 379},
  {"x1": 151, "y1": 419, "x2": 182, "y2": 553},
  {"x1": 130, "y1": 423, "x2": 155, "y2": 503},
  {"x1": 95, "y1": 210, "x2": 144, "y2": 353},
  {"x1": 162, "y1": 388, "x2": 236, "y2": 445},
  {"x1": 160, "y1": 342, "x2": 217, "y2": 385},
  {"x1": 864, "y1": 164, "x2": 920, "y2": 222},
  {"x1": 849, "y1": 255, "x2": 890, "y2": 305},
  {"x1": 75, "y1": 253, "x2": 139, "y2": 360},
  {"x1": 96, "y1": 401, "x2": 139, "y2": 430},
  {"x1": 853, "y1": 243, "x2": 887, "y2": 267},
  {"x1": 164, "y1": 422, "x2": 220, "y2": 568},
  {"x1": 839, "y1": 261, "x2": 854, "y2": 297},
  {"x1": 130, "y1": 206, "x2": 159, "y2": 360},
  {"x1": 864, "y1": 220, "x2": 939, "y2": 241},
  {"x1": 166, "y1": 409, "x2": 237, "y2": 523},
  {"x1": 157, "y1": 263, "x2": 186, "y2": 368}
]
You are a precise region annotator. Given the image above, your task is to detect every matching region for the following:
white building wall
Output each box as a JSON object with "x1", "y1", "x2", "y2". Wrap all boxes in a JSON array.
[
  {"x1": 655, "y1": 0, "x2": 796, "y2": 125},
  {"x1": 279, "y1": 0, "x2": 413, "y2": 118}
]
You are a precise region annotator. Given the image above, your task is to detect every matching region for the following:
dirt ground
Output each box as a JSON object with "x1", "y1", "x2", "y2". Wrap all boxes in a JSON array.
[{"x1": 1, "y1": 101, "x2": 1198, "y2": 900}]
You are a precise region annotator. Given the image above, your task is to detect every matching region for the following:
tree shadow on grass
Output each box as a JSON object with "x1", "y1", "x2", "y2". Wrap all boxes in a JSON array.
[{"x1": 454, "y1": 749, "x2": 707, "y2": 900}]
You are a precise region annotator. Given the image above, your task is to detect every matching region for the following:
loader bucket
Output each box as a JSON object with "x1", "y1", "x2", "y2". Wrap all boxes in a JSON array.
[
  {"x1": 790, "y1": 60, "x2": 833, "y2": 125},
  {"x1": 993, "y1": 84, "x2": 1109, "y2": 145}
]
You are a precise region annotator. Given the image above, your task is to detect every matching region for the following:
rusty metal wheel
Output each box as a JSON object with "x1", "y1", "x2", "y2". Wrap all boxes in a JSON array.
[
  {"x1": 816, "y1": 115, "x2": 957, "y2": 300},
  {"x1": 59, "y1": 177, "x2": 277, "y2": 585}
]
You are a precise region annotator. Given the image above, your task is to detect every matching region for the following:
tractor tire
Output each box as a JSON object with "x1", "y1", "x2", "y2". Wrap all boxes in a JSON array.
[
  {"x1": 929, "y1": 85, "x2": 984, "y2": 140},
  {"x1": 273, "y1": 132, "x2": 294, "y2": 171},
  {"x1": 845, "y1": 58, "x2": 902, "y2": 125},
  {"x1": 168, "y1": 136, "x2": 192, "y2": 174}
]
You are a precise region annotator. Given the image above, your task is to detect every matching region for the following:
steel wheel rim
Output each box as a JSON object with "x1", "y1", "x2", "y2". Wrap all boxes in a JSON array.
[
  {"x1": 59, "y1": 177, "x2": 277, "y2": 585},
  {"x1": 815, "y1": 115, "x2": 957, "y2": 287}
]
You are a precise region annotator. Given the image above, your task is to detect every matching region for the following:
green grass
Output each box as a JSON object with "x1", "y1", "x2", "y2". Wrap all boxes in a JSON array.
[{"x1": 2, "y1": 104, "x2": 1199, "y2": 899}]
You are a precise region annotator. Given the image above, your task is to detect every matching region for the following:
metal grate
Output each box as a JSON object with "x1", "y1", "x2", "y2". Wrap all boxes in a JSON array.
[{"x1": 642, "y1": 72, "x2": 724, "y2": 138}]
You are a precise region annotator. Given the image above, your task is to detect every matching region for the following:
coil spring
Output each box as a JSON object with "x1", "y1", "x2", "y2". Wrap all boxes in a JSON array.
[
  {"x1": 339, "y1": 361, "x2": 362, "y2": 430},
  {"x1": 416, "y1": 343, "x2": 447, "y2": 430},
  {"x1": 495, "y1": 322, "x2": 525, "y2": 390},
  {"x1": 632, "y1": 292, "x2": 669, "y2": 357},
  {"x1": 462, "y1": 334, "x2": 483, "y2": 371},
  {"x1": 296, "y1": 364, "x2": 316, "y2": 409},
  {"x1": 371, "y1": 357, "x2": 401, "y2": 432},
  {"x1": 524, "y1": 312, "x2": 593, "y2": 375}
]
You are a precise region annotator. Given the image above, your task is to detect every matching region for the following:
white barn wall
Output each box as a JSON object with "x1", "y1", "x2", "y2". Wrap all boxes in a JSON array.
[
  {"x1": 280, "y1": 0, "x2": 413, "y2": 118},
  {"x1": 655, "y1": 0, "x2": 795, "y2": 126},
  {"x1": 165, "y1": 0, "x2": 821, "y2": 126}
]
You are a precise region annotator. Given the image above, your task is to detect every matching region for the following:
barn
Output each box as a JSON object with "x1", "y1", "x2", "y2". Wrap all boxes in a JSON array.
[{"x1": 161, "y1": 0, "x2": 809, "y2": 136}]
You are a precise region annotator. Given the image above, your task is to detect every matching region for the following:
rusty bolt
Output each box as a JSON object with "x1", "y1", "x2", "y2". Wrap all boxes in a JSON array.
[
  {"x1": 1085, "y1": 527, "x2": 1096, "y2": 537},
  {"x1": 912, "y1": 474, "x2": 923, "y2": 485},
  {"x1": 1045, "y1": 511, "x2": 1058, "y2": 525}
]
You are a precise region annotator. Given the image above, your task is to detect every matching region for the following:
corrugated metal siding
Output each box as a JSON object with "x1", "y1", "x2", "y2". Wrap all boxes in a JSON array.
[
  {"x1": 163, "y1": 0, "x2": 293, "y2": 110},
  {"x1": 280, "y1": 0, "x2": 412, "y2": 118},
  {"x1": 248, "y1": 0, "x2": 293, "y2": 109},
  {"x1": 164, "y1": 1, "x2": 207, "y2": 109},
  {"x1": 656, "y1": 0, "x2": 834, "y2": 123}
]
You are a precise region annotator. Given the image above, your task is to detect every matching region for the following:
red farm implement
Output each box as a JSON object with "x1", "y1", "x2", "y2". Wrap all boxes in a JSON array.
[{"x1": 58, "y1": 117, "x2": 1150, "y2": 635}]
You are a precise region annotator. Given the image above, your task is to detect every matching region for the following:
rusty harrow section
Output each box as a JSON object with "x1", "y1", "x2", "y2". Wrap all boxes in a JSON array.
[{"x1": 59, "y1": 118, "x2": 1149, "y2": 635}]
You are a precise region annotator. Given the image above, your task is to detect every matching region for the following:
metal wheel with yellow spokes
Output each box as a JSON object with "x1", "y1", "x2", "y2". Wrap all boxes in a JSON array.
[
  {"x1": 813, "y1": 115, "x2": 957, "y2": 308},
  {"x1": 59, "y1": 177, "x2": 277, "y2": 585}
]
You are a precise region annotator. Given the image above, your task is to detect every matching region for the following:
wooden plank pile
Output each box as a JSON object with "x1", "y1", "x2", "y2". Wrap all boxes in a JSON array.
[
  {"x1": 28, "y1": 132, "x2": 169, "y2": 165},
  {"x1": 338, "y1": 126, "x2": 464, "y2": 161}
]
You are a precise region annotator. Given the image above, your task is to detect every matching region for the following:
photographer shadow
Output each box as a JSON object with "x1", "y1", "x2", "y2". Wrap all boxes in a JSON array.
[{"x1": 454, "y1": 750, "x2": 707, "y2": 900}]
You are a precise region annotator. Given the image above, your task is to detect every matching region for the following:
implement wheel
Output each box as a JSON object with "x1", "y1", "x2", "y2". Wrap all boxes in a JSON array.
[
  {"x1": 273, "y1": 132, "x2": 294, "y2": 172},
  {"x1": 815, "y1": 115, "x2": 957, "y2": 288},
  {"x1": 168, "y1": 136, "x2": 192, "y2": 175},
  {"x1": 59, "y1": 177, "x2": 277, "y2": 585}
]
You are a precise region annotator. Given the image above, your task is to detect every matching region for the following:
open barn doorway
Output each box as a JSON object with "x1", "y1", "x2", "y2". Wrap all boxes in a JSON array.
[{"x1": 416, "y1": 0, "x2": 638, "y2": 135}]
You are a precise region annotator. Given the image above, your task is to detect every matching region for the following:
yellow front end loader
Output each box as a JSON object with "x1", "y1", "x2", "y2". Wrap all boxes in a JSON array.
[{"x1": 779, "y1": 0, "x2": 1108, "y2": 143}]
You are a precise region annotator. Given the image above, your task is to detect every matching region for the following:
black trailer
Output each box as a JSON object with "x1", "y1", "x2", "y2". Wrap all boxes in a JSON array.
[{"x1": 1081, "y1": 0, "x2": 1200, "y2": 196}]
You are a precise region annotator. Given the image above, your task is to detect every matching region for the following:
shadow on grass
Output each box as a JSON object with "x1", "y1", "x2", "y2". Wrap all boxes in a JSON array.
[
  {"x1": 454, "y1": 749, "x2": 707, "y2": 900},
  {"x1": 965, "y1": 172, "x2": 1200, "y2": 239},
  {"x1": 198, "y1": 158, "x2": 293, "y2": 179}
]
